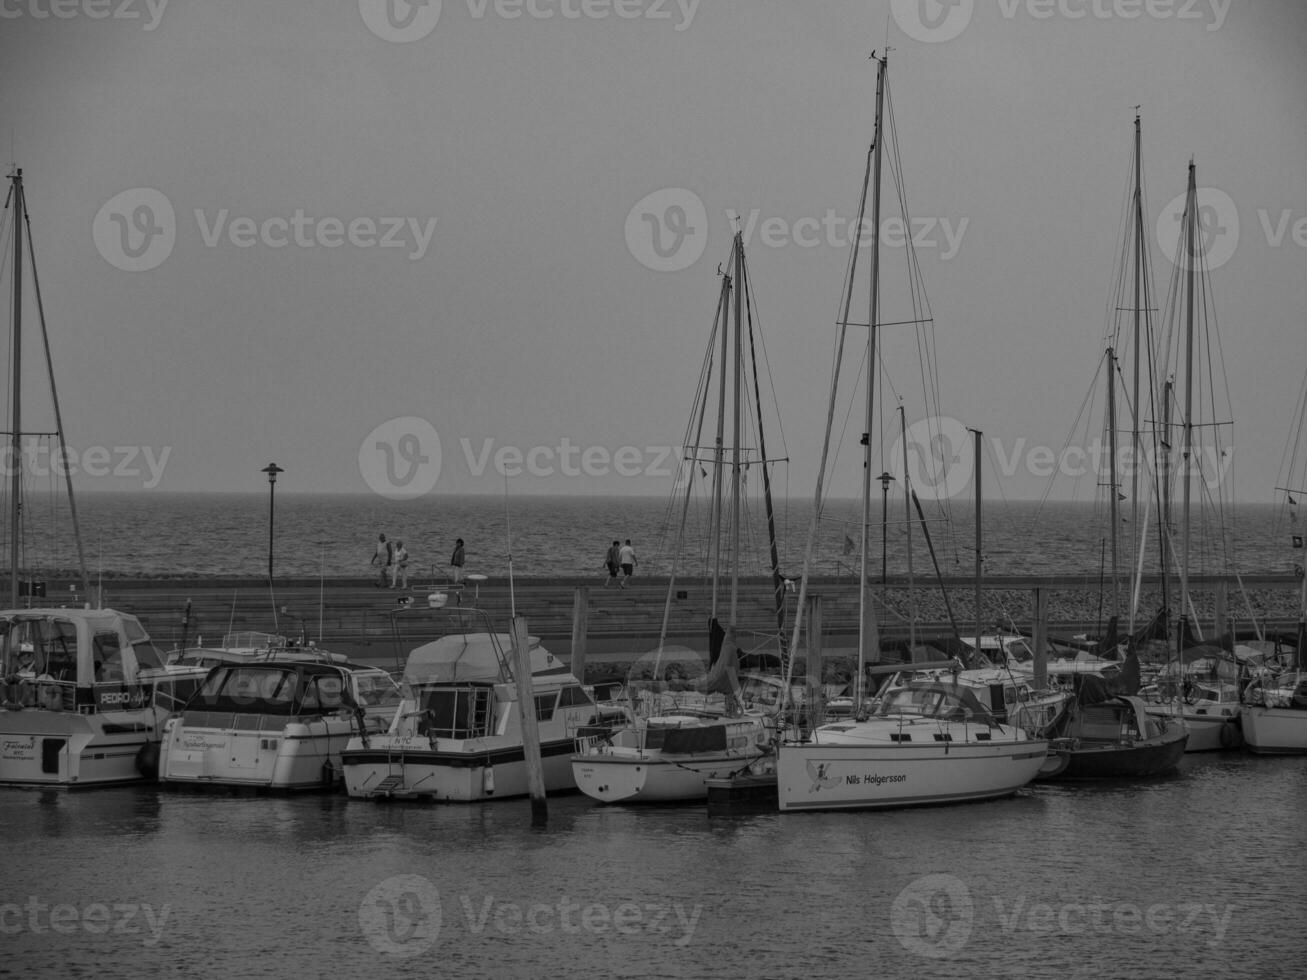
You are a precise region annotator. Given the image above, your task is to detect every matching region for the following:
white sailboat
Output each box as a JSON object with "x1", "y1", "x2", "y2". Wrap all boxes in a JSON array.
[
  {"x1": 775, "y1": 54, "x2": 1049, "y2": 813},
  {"x1": 1241, "y1": 367, "x2": 1307, "y2": 753},
  {"x1": 0, "y1": 168, "x2": 208, "y2": 786},
  {"x1": 571, "y1": 230, "x2": 787, "y2": 805}
]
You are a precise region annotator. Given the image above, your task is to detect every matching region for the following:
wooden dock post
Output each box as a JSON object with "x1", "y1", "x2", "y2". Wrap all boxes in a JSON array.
[
  {"x1": 806, "y1": 594, "x2": 824, "y2": 731},
  {"x1": 509, "y1": 614, "x2": 548, "y2": 827},
  {"x1": 570, "y1": 586, "x2": 589, "y2": 683},
  {"x1": 1032, "y1": 588, "x2": 1047, "y2": 691}
]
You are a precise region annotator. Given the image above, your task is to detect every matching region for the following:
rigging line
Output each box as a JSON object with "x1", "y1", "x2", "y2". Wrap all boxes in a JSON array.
[
  {"x1": 739, "y1": 246, "x2": 789, "y2": 460},
  {"x1": 24, "y1": 205, "x2": 91, "y2": 594}
]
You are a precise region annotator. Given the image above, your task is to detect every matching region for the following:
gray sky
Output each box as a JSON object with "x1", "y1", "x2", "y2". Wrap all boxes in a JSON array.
[{"x1": 1, "y1": 0, "x2": 1303, "y2": 505}]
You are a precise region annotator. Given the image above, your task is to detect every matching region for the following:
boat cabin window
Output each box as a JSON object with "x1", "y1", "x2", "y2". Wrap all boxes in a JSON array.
[
  {"x1": 93, "y1": 631, "x2": 125, "y2": 682},
  {"x1": 418, "y1": 686, "x2": 494, "y2": 739},
  {"x1": 354, "y1": 672, "x2": 403, "y2": 708},
  {"x1": 300, "y1": 674, "x2": 346, "y2": 713},
  {"x1": 535, "y1": 692, "x2": 557, "y2": 721},
  {"x1": 194, "y1": 667, "x2": 308, "y2": 715},
  {"x1": 4, "y1": 619, "x2": 79, "y2": 681},
  {"x1": 557, "y1": 685, "x2": 593, "y2": 708},
  {"x1": 123, "y1": 618, "x2": 165, "y2": 669}
]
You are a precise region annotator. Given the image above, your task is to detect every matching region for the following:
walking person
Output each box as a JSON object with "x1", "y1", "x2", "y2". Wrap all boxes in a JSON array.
[
  {"x1": 618, "y1": 539, "x2": 637, "y2": 590},
  {"x1": 603, "y1": 540, "x2": 621, "y2": 588},
  {"x1": 450, "y1": 538, "x2": 466, "y2": 584},
  {"x1": 391, "y1": 540, "x2": 410, "y2": 589},
  {"x1": 370, "y1": 533, "x2": 392, "y2": 588}
]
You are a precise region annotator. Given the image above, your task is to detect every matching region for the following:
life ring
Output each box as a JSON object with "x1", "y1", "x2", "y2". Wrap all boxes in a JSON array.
[{"x1": 1219, "y1": 720, "x2": 1244, "y2": 751}]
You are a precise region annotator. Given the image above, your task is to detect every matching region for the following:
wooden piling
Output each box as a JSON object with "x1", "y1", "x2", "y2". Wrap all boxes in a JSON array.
[
  {"x1": 570, "y1": 586, "x2": 589, "y2": 682},
  {"x1": 509, "y1": 614, "x2": 548, "y2": 827},
  {"x1": 806, "y1": 593, "x2": 824, "y2": 729}
]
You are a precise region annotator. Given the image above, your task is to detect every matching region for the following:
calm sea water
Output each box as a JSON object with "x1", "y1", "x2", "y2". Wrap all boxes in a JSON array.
[
  {"x1": 20, "y1": 492, "x2": 1299, "y2": 583},
  {"x1": 2, "y1": 753, "x2": 1305, "y2": 980}
]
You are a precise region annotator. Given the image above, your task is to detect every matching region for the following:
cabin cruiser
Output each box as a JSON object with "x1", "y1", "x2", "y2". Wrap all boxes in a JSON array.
[
  {"x1": 156, "y1": 658, "x2": 401, "y2": 791},
  {"x1": 0, "y1": 607, "x2": 208, "y2": 786},
  {"x1": 342, "y1": 631, "x2": 620, "y2": 802}
]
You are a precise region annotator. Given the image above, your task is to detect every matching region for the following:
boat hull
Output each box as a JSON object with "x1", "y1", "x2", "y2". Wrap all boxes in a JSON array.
[
  {"x1": 1046, "y1": 727, "x2": 1189, "y2": 778},
  {"x1": 342, "y1": 737, "x2": 579, "y2": 801},
  {"x1": 1240, "y1": 705, "x2": 1307, "y2": 754},
  {"x1": 0, "y1": 707, "x2": 161, "y2": 787},
  {"x1": 775, "y1": 741, "x2": 1049, "y2": 812},
  {"x1": 570, "y1": 749, "x2": 765, "y2": 804},
  {"x1": 157, "y1": 713, "x2": 355, "y2": 791},
  {"x1": 1144, "y1": 703, "x2": 1242, "y2": 752}
]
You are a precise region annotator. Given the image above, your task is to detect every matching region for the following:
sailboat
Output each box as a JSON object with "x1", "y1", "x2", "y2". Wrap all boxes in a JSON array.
[
  {"x1": 0, "y1": 168, "x2": 208, "y2": 786},
  {"x1": 570, "y1": 231, "x2": 787, "y2": 805},
  {"x1": 1240, "y1": 367, "x2": 1307, "y2": 753},
  {"x1": 774, "y1": 54, "x2": 1049, "y2": 812}
]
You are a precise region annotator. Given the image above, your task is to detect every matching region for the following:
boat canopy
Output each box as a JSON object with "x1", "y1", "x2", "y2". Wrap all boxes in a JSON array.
[
  {"x1": 0, "y1": 607, "x2": 164, "y2": 686},
  {"x1": 875, "y1": 681, "x2": 1001, "y2": 727},
  {"x1": 186, "y1": 661, "x2": 357, "y2": 716},
  {"x1": 403, "y1": 632, "x2": 572, "y2": 685}
]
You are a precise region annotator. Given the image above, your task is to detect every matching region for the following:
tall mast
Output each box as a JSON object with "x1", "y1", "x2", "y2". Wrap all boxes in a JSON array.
[
  {"x1": 709, "y1": 259, "x2": 731, "y2": 619},
  {"x1": 8, "y1": 170, "x2": 23, "y2": 609},
  {"x1": 730, "y1": 230, "x2": 744, "y2": 625},
  {"x1": 900, "y1": 406, "x2": 915, "y2": 649},
  {"x1": 1130, "y1": 111, "x2": 1144, "y2": 574},
  {"x1": 972, "y1": 427, "x2": 982, "y2": 652},
  {"x1": 1179, "y1": 160, "x2": 1197, "y2": 652},
  {"x1": 856, "y1": 52, "x2": 887, "y2": 708},
  {"x1": 1107, "y1": 347, "x2": 1120, "y2": 621}
]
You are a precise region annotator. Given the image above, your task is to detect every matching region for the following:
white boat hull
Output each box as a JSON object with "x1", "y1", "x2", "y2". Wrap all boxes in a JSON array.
[
  {"x1": 158, "y1": 715, "x2": 355, "y2": 791},
  {"x1": 341, "y1": 736, "x2": 579, "y2": 802},
  {"x1": 775, "y1": 740, "x2": 1049, "y2": 812},
  {"x1": 570, "y1": 749, "x2": 765, "y2": 804},
  {"x1": 1240, "y1": 705, "x2": 1307, "y2": 754},
  {"x1": 0, "y1": 707, "x2": 162, "y2": 786},
  {"x1": 1144, "y1": 702, "x2": 1241, "y2": 752}
]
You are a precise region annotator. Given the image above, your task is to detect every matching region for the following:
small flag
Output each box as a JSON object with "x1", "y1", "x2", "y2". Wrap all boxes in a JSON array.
[{"x1": 843, "y1": 535, "x2": 856, "y2": 556}]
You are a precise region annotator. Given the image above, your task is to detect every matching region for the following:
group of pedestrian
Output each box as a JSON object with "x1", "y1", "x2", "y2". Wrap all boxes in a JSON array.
[
  {"x1": 370, "y1": 533, "x2": 465, "y2": 589},
  {"x1": 603, "y1": 538, "x2": 638, "y2": 590}
]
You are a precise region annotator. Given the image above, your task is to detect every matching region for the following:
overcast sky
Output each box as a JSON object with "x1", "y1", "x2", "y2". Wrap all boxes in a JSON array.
[{"x1": 1, "y1": 0, "x2": 1303, "y2": 506}]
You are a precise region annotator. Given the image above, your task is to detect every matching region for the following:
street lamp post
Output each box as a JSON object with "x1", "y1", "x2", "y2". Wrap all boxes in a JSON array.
[
  {"x1": 878, "y1": 471, "x2": 894, "y2": 584},
  {"x1": 261, "y1": 463, "x2": 284, "y2": 584}
]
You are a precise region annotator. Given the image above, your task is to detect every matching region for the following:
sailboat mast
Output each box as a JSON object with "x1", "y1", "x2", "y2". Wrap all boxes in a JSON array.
[
  {"x1": 900, "y1": 406, "x2": 915, "y2": 648},
  {"x1": 1180, "y1": 161, "x2": 1197, "y2": 651},
  {"x1": 1107, "y1": 348, "x2": 1121, "y2": 621},
  {"x1": 730, "y1": 231, "x2": 744, "y2": 624},
  {"x1": 972, "y1": 427, "x2": 982, "y2": 650},
  {"x1": 709, "y1": 262, "x2": 731, "y2": 619},
  {"x1": 857, "y1": 53, "x2": 888, "y2": 703},
  {"x1": 1130, "y1": 111, "x2": 1144, "y2": 568},
  {"x1": 8, "y1": 170, "x2": 23, "y2": 609}
]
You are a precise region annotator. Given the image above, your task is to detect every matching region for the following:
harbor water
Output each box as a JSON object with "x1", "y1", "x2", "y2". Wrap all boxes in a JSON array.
[{"x1": 3, "y1": 752, "x2": 1305, "y2": 979}]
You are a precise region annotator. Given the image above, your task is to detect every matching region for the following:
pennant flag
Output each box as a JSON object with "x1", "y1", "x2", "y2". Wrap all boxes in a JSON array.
[{"x1": 843, "y1": 535, "x2": 856, "y2": 556}]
